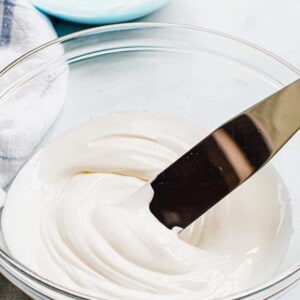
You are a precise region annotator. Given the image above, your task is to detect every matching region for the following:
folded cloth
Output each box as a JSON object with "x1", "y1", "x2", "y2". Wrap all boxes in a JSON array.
[{"x1": 0, "y1": 0, "x2": 66, "y2": 202}]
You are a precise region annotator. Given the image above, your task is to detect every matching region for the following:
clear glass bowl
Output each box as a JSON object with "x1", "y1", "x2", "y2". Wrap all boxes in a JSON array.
[{"x1": 0, "y1": 23, "x2": 299, "y2": 299}]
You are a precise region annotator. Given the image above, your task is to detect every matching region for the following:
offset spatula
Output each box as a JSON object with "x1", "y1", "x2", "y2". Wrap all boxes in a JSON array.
[{"x1": 148, "y1": 80, "x2": 300, "y2": 229}]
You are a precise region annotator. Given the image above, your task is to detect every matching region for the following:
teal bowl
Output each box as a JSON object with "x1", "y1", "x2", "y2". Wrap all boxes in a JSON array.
[{"x1": 29, "y1": 0, "x2": 170, "y2": 24}]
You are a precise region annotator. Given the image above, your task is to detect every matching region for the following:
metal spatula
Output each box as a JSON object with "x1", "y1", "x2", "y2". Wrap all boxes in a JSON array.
[{"x1": 147, "y1": 79, "x2": 300, "y2": 230}]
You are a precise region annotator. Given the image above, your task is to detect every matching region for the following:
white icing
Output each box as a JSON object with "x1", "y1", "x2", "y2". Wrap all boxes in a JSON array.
[{"x1": 2, "y1": 112, "x2": 292, "y2": 299}]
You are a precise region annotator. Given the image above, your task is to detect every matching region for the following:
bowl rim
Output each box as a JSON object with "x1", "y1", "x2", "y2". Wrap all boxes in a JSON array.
[
  {"x1": 1, "y1": 22, "x2": 300, "y2": 77},
  {"x1": 0, "y1": 22, "x2": 299, "y2": 299}
]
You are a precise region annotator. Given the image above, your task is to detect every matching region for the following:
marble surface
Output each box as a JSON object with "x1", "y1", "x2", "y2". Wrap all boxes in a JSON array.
[
  {"x1": 1, "y1": 0, "x2": 300, "y2": 299},
  {"x1": 0, "y1": 276, "x2": 30, "y2": 299}
]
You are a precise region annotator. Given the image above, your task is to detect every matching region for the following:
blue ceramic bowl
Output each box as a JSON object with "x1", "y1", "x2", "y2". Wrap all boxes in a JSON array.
[{"x1": 29, "y1": 0, "x2": 169, "y2": 24}]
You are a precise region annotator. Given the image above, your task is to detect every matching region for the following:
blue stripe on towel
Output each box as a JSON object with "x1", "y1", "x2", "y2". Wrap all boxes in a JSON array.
[
  {"x1": 0, "y1": 155, "x2": 28, "y2": 162},
  {"x1": 0, "y1": 0, "x2": 15, "y2": 47}
]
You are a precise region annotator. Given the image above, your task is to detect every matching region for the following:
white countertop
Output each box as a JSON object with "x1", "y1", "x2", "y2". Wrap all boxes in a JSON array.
[{"x1": 144, "y1": 0, "x2": 300, "y2": 70}]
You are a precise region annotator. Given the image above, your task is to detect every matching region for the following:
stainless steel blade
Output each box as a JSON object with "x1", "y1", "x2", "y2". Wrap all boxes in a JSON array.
[{"x1": 149, "y1": 80, "x2": 300, "y2": 229}]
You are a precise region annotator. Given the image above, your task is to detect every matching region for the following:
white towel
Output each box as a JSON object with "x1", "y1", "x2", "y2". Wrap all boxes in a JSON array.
[{"x1": 0, "y1": 0, "x2": 67, "y2": 206}]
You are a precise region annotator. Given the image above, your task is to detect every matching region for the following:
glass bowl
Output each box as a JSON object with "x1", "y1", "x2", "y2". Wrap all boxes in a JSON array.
[{"x1": 0, "y1": 23, "x2": 299, "y2": 300}]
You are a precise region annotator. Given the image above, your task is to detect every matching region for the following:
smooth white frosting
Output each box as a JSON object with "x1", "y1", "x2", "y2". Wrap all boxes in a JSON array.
[{"x1": 2, "y1": 112, "x2": 292, "y2": 299}]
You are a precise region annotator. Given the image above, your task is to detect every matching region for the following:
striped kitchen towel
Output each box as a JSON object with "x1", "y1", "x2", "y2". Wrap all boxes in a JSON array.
[{"x1": 0, "y1": 0, "x2": 67, "y2": 202}]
